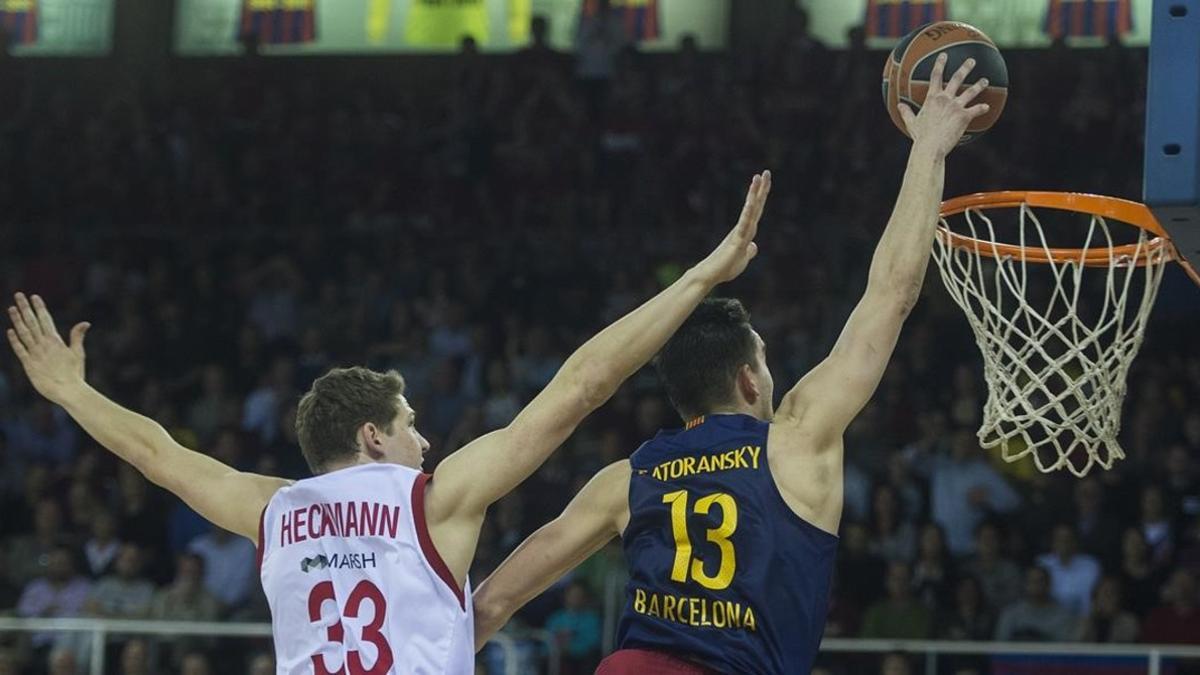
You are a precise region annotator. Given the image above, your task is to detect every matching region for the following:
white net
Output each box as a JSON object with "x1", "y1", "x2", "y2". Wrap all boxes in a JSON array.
[{"x1": 932, "y1": 201, "x2": 1171, "y2": 477}]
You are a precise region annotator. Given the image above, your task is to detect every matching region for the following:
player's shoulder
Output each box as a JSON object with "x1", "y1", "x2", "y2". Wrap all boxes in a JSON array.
[
  {"x1": 580, "y1": 460, "x2": 632, "y2": 513},
  {"x1": 593, "y1": 459, "x2": 633, "y2": 491},
  {"x1": 767, "y1": 415, "x2": 843, "y2": 456},
  {"x1": 587, "y1": 460, "x2": 633, "y2": 533}
]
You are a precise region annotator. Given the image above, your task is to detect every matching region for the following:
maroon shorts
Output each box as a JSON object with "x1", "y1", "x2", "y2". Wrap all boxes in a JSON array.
[{"x1": 595, "y1": 649, "x2": 722, "y2": 675}]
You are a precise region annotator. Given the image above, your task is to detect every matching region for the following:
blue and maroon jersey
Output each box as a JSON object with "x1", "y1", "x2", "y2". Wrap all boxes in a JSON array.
[
  {"x1": 865, "y1": 0, "x2": 949, "y2": 39},
  {"x1": 240, "y1": 0, "x2": 316, "y2": 45},
  {"x1": 1044, "y1": 0, "x2": 1133, "y2": 38},
  {"x1": 582, "y1": 0, "x2": 660, "y2": 41},
  {"x1": 1, "y1": 0, "x2": 38, "y2": 46},
  {"x1": 616, "y1": 414, "x2": 839, "y2": 675}
]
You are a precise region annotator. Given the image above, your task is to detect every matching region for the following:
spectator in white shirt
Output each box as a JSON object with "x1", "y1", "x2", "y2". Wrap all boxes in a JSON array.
[
  {"x1": 1037, "y1": 524, "x2": 1102, "y2": 615},
  {"x1": 917, "y1": 429, "x2": 1021, "y2": 556}
]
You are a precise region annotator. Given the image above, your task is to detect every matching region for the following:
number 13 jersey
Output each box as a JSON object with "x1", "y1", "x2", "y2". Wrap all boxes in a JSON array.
[
  {"x1": 258, "y1": 463, "x2": 473, "y2": 675},
  {"x1": 617, "y1": 414, "x2": 839, "y2": 675}
]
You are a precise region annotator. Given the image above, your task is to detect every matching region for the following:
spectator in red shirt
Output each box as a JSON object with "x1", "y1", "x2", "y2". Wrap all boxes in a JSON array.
[{"x1": 1141, "y1": 568, "x2": 1200, "y2": 644}]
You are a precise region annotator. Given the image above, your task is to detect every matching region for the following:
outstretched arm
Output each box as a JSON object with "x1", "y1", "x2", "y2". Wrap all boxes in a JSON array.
[
  {"x1": 777, "y1": 56, "x2": 990, "y2": 440},
  {"x1": 472, "y1": 461, "x2": 630, "y2": 650},
  {"x1": 6, "y1": 294, "x2": 288, "y2": 543},
  {"x1": 428, "y1": 173, "x2": 771, "y2": 521}
]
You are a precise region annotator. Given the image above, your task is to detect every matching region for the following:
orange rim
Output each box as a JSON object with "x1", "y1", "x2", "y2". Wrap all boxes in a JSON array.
[{"x1": 938, "y1": 191, "x2": 1200, "y2": 285}]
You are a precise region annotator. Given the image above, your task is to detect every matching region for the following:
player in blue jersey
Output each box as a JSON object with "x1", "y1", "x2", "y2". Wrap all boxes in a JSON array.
[{"x1": 472, "y1": 54, "x2": 991, "y2": 674}]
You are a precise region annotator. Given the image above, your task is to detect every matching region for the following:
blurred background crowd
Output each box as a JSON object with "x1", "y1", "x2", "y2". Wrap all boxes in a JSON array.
[{"x1": 1, "y1": 7, "x2": 1199, "y2": 674}]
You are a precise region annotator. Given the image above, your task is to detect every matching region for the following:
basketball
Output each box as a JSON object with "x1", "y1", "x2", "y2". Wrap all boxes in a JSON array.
[{"x1": 882, "y1": 21, "x2": 1009, "y2": 144}]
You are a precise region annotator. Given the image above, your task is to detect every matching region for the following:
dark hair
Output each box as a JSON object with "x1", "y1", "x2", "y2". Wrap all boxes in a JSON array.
[
  {"x1": 654, "y1": 298, "x2": 757, "y2": 419},
  {"x1": 295, "y1": 367, "x2": 405, "y2": 473}
]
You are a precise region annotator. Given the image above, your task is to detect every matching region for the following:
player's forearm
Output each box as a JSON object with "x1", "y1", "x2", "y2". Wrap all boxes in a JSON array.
[
  {"x1": 472, "y1": 537, "x2": 577, "y2": 650},
  {"x1": 473, "y1": 554, "x2": 555, "y2": 650},
  {"x1": 555, "y1": 267, "x2": 717, "y2": 409},
  {"x1": 55, "y1": 383, "x2": 181, "y2": 486},
  {"x1": 866, "y1": 141, "x2": 946, "y2": 305},
  {"x1": 473, "y1": 497, "x2": 619, "y2": 650}
]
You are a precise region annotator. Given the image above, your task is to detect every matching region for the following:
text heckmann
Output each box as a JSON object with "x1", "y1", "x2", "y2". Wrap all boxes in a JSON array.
[{"x1": 278, "y1": 501, "x2": 403, "y2": 547}]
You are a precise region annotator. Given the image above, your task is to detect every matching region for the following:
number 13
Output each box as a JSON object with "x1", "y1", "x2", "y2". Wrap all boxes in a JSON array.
[{"x1": 662, "y1": 490, "x2": 738, "y2": 590}]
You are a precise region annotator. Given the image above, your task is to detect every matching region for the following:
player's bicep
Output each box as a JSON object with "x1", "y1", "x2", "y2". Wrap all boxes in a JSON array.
[
  {"x1": 779, "y1": 287, "x2": 911, "y2": 437},
  {"x1": 157, "y1": 448, "x2": 287, "y2": 543}
]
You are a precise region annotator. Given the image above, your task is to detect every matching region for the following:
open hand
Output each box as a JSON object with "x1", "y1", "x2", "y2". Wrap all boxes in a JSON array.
[
  {"x1": 7, "y1": 293, "x2": 90, "y2": 404},
  {"x1": 900, "y1": 54, "x2": 991, "y2": 157},
  {"x1": 694, "y1": 170, "x2": 772, "y2": 284}
]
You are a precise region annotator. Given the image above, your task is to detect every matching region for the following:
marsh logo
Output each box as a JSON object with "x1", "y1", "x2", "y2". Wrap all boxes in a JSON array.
[
  {"x1": 299, "y1": 552, "x2": 377, "y2": 573},
  {"x1": 300, "y1": 555, "x2": 329, "y2": 573}
]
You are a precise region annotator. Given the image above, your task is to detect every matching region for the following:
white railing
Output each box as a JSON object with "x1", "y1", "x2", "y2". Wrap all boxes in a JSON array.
[
  {"x1": 820, "y1": 638, "x2": 1200, "y2": 675},
  {"x1": 7, "y1": 618, "x2": 1196, "y2": 675},
  {"x1": 0, "y1": 618, "x2": 549, "y2": 675}
]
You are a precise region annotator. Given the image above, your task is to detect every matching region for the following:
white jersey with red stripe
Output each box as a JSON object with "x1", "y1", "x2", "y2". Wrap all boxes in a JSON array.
[{"x1": 257, "y1": 463, "x2": 473, "y2": 675}]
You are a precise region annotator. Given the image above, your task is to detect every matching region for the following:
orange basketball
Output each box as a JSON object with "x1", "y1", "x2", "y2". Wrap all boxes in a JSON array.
[{"x1": 882, "y1": 21, "x2": 1009, "y2": 144}]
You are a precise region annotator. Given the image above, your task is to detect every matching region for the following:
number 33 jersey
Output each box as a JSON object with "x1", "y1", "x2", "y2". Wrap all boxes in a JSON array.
[
  {"x1": 617, "y1": 414, "x2": 839, "y2": 675},
  {"x1": 257, "y1": 463, "x2": 474, "y2": 675}
]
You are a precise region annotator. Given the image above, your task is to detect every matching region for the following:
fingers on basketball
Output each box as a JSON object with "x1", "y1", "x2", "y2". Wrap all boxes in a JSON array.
[
  {"x1": 944, "y1": 58, "x2": 976, "y2": 98},
  {"x1": 928, "y1": 53, "x2": 948, "y2": 94},
  {"x1": 957, "y1": 76, "x2": 989, "y2": 105},
  {"x1": 965, "y1": 102, "x2": 992, "y2": 120}
]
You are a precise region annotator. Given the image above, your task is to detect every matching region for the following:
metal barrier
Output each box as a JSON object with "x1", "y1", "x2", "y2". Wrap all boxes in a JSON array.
[
  {"x1": 0, "y1": 618, "x2": 533, "y2": 675},
  {"x1": 819, "y1": 638, "x2": 1200, "y2": 675},
  {"x1": 9, "y1": 618, "x2": 1196, "y2": 675},
  {"x1": 527, "y1": 629, "x2": 561, "y2": 675}
]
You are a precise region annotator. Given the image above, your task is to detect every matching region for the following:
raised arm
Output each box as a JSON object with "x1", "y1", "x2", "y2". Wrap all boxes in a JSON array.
[
  {"x1": 6, "y1": 294, "x2": 288, "y2": 543},
  {"x1": 427, "y1": 172, "x2": 771, "y2": 523},
  {"x1": 473, "y1": 461, "x2": 630, "y2": 650},
  {"x1": 777, "y1": 56, "x2": 989, "y2": 440}
]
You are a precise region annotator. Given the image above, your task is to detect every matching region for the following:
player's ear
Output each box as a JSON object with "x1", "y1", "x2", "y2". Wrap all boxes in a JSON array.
[
  {"x1": 736, "y1": 364, "x2": 760, "y2": 404},
  {"x1": 360, "y1": 423, "x2": 385, "y2": 461}
]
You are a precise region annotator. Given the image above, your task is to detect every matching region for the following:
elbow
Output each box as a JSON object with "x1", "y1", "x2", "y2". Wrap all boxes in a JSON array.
[
  {"x1": 473, "y1": 588, "x2": 514, "y2": 640},
  {"x1": 131, "y1": 439, "x2": 169, "y2": 484},
  {"x1": 867, "y1": 278, "x2": 921, "y2": 318},
  {"x1": 896, "y1": 287, "x2": 919, "y2": 317},
  {"x1": 559, "y1": 360, "x2": 617, "y2": 412},
  {"x1": 474, "y1": 592, "x2": 503, "y2": 626}
]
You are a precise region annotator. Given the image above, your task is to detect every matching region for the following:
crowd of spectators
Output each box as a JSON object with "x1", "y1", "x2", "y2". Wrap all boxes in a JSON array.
[{"x1": 1, "y1": 8, "x2": 1199, "y2": 675}]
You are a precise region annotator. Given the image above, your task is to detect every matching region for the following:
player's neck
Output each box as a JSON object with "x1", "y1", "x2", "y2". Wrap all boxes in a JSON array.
[
  {"x1": 319, "y1": 454, "x2": 376, "y2": 474},
  {"x1": 704, "y1": 402, "x2": 763, "y2": 420}
]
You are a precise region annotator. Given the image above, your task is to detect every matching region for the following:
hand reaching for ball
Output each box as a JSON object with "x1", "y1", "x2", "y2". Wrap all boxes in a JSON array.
[{"x1": 900, "y1": 53, "x2": 992, "y2": 157}]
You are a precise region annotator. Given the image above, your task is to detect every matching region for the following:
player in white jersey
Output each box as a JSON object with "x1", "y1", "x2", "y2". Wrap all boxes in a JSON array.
[
  {"x1": 5, "y1": 172, "x2": 771, "y2": 675},
  {"x1": 259, "y1": 463, "x2": 473, "y2": 673}
]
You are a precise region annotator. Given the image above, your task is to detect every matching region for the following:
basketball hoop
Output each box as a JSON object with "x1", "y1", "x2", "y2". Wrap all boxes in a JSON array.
[{"x1": 932, "y1": 191, "x2": 1199, "y2": 477}]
